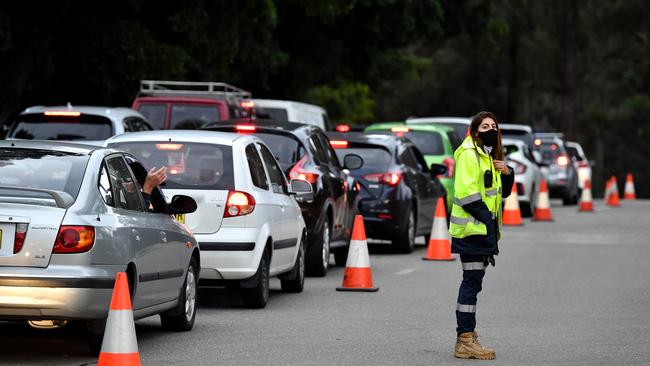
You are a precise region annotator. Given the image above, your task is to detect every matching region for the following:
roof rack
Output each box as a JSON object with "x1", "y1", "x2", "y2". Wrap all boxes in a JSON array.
[{"x1": 139, "y1": 80, "x2": 252, "y2": 100}]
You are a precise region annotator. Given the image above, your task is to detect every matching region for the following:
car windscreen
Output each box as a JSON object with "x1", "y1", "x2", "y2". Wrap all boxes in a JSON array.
[
  {"x1": 109, "y1": 142, "x2": 234, "y2": 190},
  {"x1": 373, "y1": 131, "x2": 444, "y2": 155},
  {"x1": 170, "y1": 105, "x2": 221, "y2": 129},
  {"x1": 138, "y1": 103, "x2": 166, "y2": 129},
  {"x1": 539, "y1": 142, "x2": 564, "y2": 163},
  {"x1": 333, "y1": 146, "x2": 391, "y2": 173},
  {"x1": 0, "y1": 148, "x2": 89, "y2": 204},
  {"x1": 501, "y1": 129, "x2": 534, "y2": 149},
  {"x1": 10, "y1": 113, "x2": 113, "y2": 141},
  {"x1": 254, "y1": 132, "x2": 306, "y2": 173},
  {"x1": 255, "y1": 107, "x2": 289, "y2": 121}
]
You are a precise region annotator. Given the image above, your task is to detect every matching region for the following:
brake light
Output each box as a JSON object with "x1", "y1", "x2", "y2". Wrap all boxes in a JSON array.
[
  {"x1": 534, "y1": 138, "x2": 542, "y2": 146},
  {"x1": 442, "y1": 157, "x2": 455, "y2": 178},
  {"x1": 551, "y1": 144, "x2": 558, "y2": 151},
  {"x1": 557, "y1": 155, "x2": 569, "y2": 166},
  {"x1": 236, "y1": 124, "x2": 256, "y2": 132},
  {"x1": 13, "y1": 223, "x2": 27, "y2": 254},
  {"x1": 335, "y1": 124, "x2": 351, "y2": 132},
  {"x1": 330, "y1": 140, "x2": 349, "y2": 149},
  {"x1": 224, "y1": 191, "x2": 256, "y2": 217},
  {"x1": 240, "y1": 100, "x2": 256, "y2": 109},
  {"x1": 578, "y1": 161, "x2": 590, "y2": 168},
  {"x1": 391, "y1": 127, "x2": 411, "y2": 133},
  {"x1": 288, "y1": 156, "x2": 319, "y2": 184},
  {"x1": 509, "y1": 158, "x2": 527, "y2": 174},
  {"x1": 53, "y1": 226, "x2": 95, "y2": 253},
  {"x1": 378, "y1": 213, "x2": 393, "y2": 219},
  {"x1": 155, "y1": 143, "x2": 184, "y2": 150},
  {"x1": 363, "y1": 172, "x2": 402, "y2": 186},
  {"x1": 44, "y1": 111, "x2": 81, "y2": 117}
]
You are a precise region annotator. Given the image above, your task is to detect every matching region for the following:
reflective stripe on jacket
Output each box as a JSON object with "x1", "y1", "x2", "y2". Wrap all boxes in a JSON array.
[{"x1": 449, "y1": 136, "x2": 503, "y2": 239}]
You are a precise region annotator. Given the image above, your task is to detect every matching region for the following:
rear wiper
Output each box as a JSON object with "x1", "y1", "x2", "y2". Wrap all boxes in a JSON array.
[
  {"x1": 0, "y1": 186, "x2": 74, "y2": 208},
  {"x1": 50, "y1": 134, "x2": 86, "y2": 140}
]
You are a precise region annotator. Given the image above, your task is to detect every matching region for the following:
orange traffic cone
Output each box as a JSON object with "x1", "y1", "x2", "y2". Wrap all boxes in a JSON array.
[
  {"x1": 607, "y1": 175, "x2": 621, "y2": 207},
  {"x1": 503, "y1": 183, "x2": 523, "y2": 226},
  {"x1": 422, "y1": 197, "x2": 455, "y2": 261},
  {"x1": 624, "y1": 173, "x2": 636, "y2": 200},
  {"x1": 579, "y1": 179, "x2": 594, "y2": 212},
  {"x1": 336, "y1": 215, "x2": 378, "y2": 292},
  {"x1": 98, "y1": 272, "x2": 141, "y2": 366},
  {"x1": 534, "y1": 179, "x2": 553, "y2": 221}
]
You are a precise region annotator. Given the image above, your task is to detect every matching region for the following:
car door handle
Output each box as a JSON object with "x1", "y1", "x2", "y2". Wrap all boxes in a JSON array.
[{"x1": 131, "y1": 229, "x2": 141, "y2": 243}]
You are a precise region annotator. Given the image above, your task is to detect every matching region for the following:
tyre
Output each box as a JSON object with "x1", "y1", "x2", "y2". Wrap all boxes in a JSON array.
[
  {"x1": 520, "y1": 201, "x2": 533, "y2": 217},
  {"x1": 85, "y1": 320, "x2": 106, "y2": 356},
  {"x1": 241, "y1": 252, "x2": 270, "y2": 308},
  {"x1": 280, "y1": 238, "x2": 305, "y2": 293},
  {"x1": 562, "y1": 187, "x2": 573, "y2": 206},
  {"x1": 160, "y1": 257, "x2": 198, "y2": 331},
  {"x1": 392, "y1": 209, "x2": 415, "y2": 253},
  {"x1": 306, "y1": 217, "x2": 330, "y2": 277}
]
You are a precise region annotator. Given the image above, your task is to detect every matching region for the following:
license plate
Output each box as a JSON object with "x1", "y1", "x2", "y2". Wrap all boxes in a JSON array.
[{"x1": 173, "y1": 214, "x2": 185, "y2": 224}]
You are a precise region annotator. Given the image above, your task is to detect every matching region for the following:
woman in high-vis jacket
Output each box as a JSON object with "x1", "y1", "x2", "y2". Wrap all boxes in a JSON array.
[{"x1": 449, "y1": 111, "x2": 514, "y2": 360}]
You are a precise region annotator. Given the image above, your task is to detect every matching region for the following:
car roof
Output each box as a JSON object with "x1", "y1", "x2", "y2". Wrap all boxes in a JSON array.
[
  {"x1": 20, "y1": 105, "x2": 146, "y2": 121},
  {"x1": 501, "y1": 138, "x2": 526, "y2": 147},
  {"x1": 500, "y1": 123, "x2": 533, "y2": 133},
  {"x1": 252, "y1": 99, "x2": 326, "y2": 113},
  {"x1": 325, "y1": 131, "x2": 403, "y2": 150},
  {"x1": 406, "y1": 116, "x2": 472, "y2": 124},
  {"x1": 105, "y1": 129, "x2": 251, "y2": 146},
  {"x1": 0, "y1": 139, "x2": 101, "y2": 155}
]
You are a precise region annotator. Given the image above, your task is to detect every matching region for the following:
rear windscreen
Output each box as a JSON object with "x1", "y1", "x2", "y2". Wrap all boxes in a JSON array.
[
  {"x1": 501, "y1": 130, "x2": 534, "y2": 149},
  {"x1": 110, "y1": 142, "x2": 234, "y2": 190},
  {"x1": 138, "y1": 104, "x2": 166, "y2": 129},
  {"x1": 334, "y1": 147, "x2": 391, "y2": 171},
  {"x1": 374, "y1": 131, "x2": 444, "y2": 155},
  {"x1": 170, "y1": 105, "x2": 221, "y2": 129},
  {"x1": 539, "y1": 143, "x2": 564, "y2": 163},
  {"x1": 10, "y1": 113, "x2": 113, "y2": 141},
  {"x1": 255, "y1": 107, "x2": 289, "y2": 121},
  {"x1": 254, "y1": 133, "x2": 306, "y2": 173},
  {"x1": 0, "y1": 148, "x2": 89, "y2": 201}
]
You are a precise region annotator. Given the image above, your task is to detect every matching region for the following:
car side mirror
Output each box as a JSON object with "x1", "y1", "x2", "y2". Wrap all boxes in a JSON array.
[
  {"x1": 343, "y1": 154, "x2": 364, "y2": 170},
  {"x1": 288, "y1": 179, "x2": 314, "y2": 202},
  {"x1": 430, "y1": 163, "x2": 448, "y2": 179},
  {"x1": 168, "y1": 195, "x2": 197, "y2": 214}
]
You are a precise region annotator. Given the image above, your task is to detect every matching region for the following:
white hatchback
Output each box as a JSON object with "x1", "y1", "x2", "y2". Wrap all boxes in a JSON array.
[
  {"x1": 503, "y1": 138, "x2": 543, "y2": 217},
  {"x1": 106, "y1": 130, "x2": 311, "y2": 308}
]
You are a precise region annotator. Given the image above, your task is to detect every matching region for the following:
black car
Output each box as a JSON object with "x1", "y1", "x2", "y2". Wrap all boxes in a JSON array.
[
  {"x1": 326, "y1": 132, "x2": 447, "y2": 253},
  {"x1": 203, "y1": 120, "x2": 361, "y2": 276}
]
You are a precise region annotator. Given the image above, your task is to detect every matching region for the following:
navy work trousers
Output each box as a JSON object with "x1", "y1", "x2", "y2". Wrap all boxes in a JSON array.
[{"x1": 456, "y1": 254, "x2": 486, "y2": 334}]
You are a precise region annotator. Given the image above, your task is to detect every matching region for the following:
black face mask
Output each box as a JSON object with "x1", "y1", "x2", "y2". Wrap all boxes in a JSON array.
[{"x1": 478, "y1": 129, "x2": 498, "y2": 147}]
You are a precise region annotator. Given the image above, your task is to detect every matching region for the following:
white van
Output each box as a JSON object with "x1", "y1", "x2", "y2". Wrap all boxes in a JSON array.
[{"x1": 252, "y1": 99, "x2": 331, "y2": 131}]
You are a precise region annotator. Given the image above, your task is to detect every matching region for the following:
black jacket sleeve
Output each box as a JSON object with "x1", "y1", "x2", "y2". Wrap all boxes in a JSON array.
[
  {"x1": 501, "y1": 167, "x2": 515, "y2": 198},
  {"x1": 462, "y1": 200, "x2": 493, "y2": 225}
]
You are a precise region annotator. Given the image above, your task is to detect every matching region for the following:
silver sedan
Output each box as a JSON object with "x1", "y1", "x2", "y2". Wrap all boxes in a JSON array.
[{"x1": 0, "y1": 141, "x2": 199, "y2": 350}]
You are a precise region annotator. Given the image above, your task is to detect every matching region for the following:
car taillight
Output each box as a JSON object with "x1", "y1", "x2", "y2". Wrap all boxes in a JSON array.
[
  {"x1": 578, "y1": 161, "x2": 590, "y2": 168},
  {"x1": 288, "y1": 156, "x2": 319, "y2": 184},
  {"x1": 442, "y1": 157, "x2": 455, "y2": 178},
  {"x1": 13, "y1": 223, "x2": 27, "y2": 254},
  {"x1": 224, "y1": 191, "x2": 256, "y2": 218},
  {"x1": 557, "y1": 155, "x2": 569, "y2": 166},
  {"x1": 53, "y1": 226, "x2": 95, "y2": 254},
  {"x1": 330, "y1": 140, "x2": 348, "y2": 148},
  {"x1": 335, "y1": 124, "x2": 350, "y2": 132},
  {"x1": 509, "y1": 158, "x2": 527, "y2": 174},
  {"x1": 363, "y1": 172, "x2": 402, "y2": 187}
]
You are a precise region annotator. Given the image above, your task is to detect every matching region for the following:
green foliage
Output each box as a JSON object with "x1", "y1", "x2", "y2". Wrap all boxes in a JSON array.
[{"x1": 307, "y1": 82, "x2": 375, "y2": 123}]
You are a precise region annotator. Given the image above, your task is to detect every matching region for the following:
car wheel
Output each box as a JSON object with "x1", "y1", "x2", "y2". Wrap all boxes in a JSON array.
[
  {"x1": 520, "y1": 201, "x2": 533, "y2": 217},
  {"x1": 562, "y1": 188, "x2": 573, "y2": 206},
  {"x1": 280, "y1": 238, "x2": 305, "y2": 293},
  {"x1": 307, "y1": 217, "x2": 330, "y2": 277},
  {"x1": 85, "y1": 320, "x2": 106, "y2": 356},
  {"x1": 392, "y1": 209, "x2": 415, "y2": 253},
  {"x1": 160, "y1": 257, "x2": 198, "y2": 331},
  {"x1": 241, "y1": 252, "x2": 270, "y2": 308}
]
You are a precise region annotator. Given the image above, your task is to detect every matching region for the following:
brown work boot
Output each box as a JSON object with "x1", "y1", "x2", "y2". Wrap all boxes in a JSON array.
[{"x1": 454, "y1": 331, "x2": 496, "y2": 360}]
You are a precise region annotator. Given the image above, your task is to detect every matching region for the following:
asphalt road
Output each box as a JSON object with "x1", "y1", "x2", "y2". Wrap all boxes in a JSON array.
[{"x1": 2, "y1": 200, "x2": 650, "y2": 365}]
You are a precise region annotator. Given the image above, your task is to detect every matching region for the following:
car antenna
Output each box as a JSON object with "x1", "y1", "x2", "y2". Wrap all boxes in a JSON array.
[
  {"x1": 96, "y1": 213, "x2": 101, "y2": 221},
  {"x1": 66, "y1": 102, "x2": 73, "y2": 109}
]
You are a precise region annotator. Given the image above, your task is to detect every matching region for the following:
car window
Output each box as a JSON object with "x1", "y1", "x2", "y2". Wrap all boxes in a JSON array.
[
  {"x1": 333, "y1": 147, "x2": 391, "y2": 171},
  {"x1": 566, "y1": 146, "x2": 583, "y2": 161},
  {"x1": 105, "y1": 156, "x2": 144, "y2": 211},
  {"x1": 11, "y1": 113, "x2": 114, "y2": 141},
  {"x1": 137, "y1": 104, "x2": 166, "y2": 129},
  {"x1": 309, "y1": 135, "x2": 328, "y2": 165},
  {"x1": 316, "y1": 132, "x2": 342, "y2": 169},
  {"x1": 170, "y1": 105, "x2": 220, "y2": 129},
  {"x1": 446, "y1": 131, "x2": 462, "y2": 150},
  {"x1": 98, "y1": 163, "x2": 114, "y2": 206},
  {"x1": 254, "y1": 132, "x2": 306, "y2": 174},
  {"x1": 398, "y1": 145, "x2": 419, "y2": 169},
  {"x1": 258, "y1": 144, "x2": 288, "y2": 194},
  {"x1": 123, "y1": 119, "x2": 134, "y2": 132},
  {"x1": 409, "y1": 146, "x2": 429, "y2": 171},
  {"x1": 255, "y1": 107, "x2": 289, "y2": 121},
  {"x1": 111, "y1": 141, "x2": 235, "y2": 191},
  {"x1": 0, "y1": 148, "x2": 88, "y2": 202},
  {"x1": 246, "y1": 143, "x2": 269, "y2": 190}
]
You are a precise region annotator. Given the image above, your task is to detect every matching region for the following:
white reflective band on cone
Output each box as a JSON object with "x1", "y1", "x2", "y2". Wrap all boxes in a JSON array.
[
  {"x1": 457, "y1": 303, "x2": 477, "y2": 313},
  {"x1": 99, "y1": 310, "x2": 139, "y2": 353},
  {"x1": 345, "y1": 239, "x2": 371, "y2": 268},
  {"x1": 462, "y1": 262, "x2": 485, "y2": 271},
  {"x1": 430, "y1": 214, "x2": 450, "y2": 240}
]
